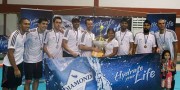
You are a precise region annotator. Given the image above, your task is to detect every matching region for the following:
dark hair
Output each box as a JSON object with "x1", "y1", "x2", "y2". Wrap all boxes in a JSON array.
[
  {"x1": 19, "y1": 18, "x2": 29, "y2": 24},
  {"x1": 107, "y1": 28, "x2": 115, "y2": 34},
  {"x1": 72, "y1": 17, "x2": 80, "y2": 23},
  {"x1": 53, "y1": 16, "x2": 62, "y2": 23},
  {"x1": 144, "y1": 20, "x2": 151, "y2": 25},
  {"x1": 157, "y1": 18, "x2": 166, "y2": 23},
  {"x1": 162, "y1": 50, "x2": 171, "y2": 59},
  {"x1": 38, "y1": 17, "x2": 48, "y2": 24},
  {"x1": 120, "y1": 18, "x2": 128, "y2": 23},
  {"x1": 85, "y1": 18, "x2": 93, "y2": 25}
]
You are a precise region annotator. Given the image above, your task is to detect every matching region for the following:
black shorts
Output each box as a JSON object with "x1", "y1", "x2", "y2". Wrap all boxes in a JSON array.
[
  {"x1": 63, "y1": 51, "x2": 79, "y2": 57},
  {"x1": 1, "y1": 62, "x2": 23, "y2": 88},
  {"x1": 172, "y1": 69, "x2": 176, "y2": 76},
  {"x1": 24, "y1": 61, "x2": 42, "y2": 80},
  {"x1": 63, "y1": 51, "x2": 73, "y2": 57}
]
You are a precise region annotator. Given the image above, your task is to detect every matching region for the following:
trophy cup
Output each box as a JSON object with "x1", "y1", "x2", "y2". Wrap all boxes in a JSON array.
[{"x1": 92, "y1": 25, "x2": 107, "y2": 57}]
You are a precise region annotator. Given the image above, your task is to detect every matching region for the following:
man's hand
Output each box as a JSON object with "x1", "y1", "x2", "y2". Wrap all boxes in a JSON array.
[
  {"x1": 92, "y1": 47, "x2": 101, "y2": 52},
  {"x1": 128, "y1": 50, "x2": 133, "y2": 55},
  {"x1": 14, "y1": 68, "x2": 21, "y2": 78},
  {"x1": 48, "y1": 54, "x2": 54, "y2": 59},
  {"x1": 173, "y1": 60, "x2": 177, "y2": 68},
  {"x1": 156, "y1": 47, "x2": 160, "y2": 53},
  {"x1": 71, "y1": 52, "x2": 79, "y2": 57}
]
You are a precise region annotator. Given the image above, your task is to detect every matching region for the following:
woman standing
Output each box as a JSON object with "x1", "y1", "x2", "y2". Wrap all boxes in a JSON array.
[{"x1": 104, "y1": 28, "x2": 118, "y2": 57}]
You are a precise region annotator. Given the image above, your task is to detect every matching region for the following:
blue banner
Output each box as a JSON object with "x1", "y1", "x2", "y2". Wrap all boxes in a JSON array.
[
  {"x1": 79, "y1": 16, "x2": 131, "y2": 36},
  {"x1": 57, "y1": 15, "x2": 131, "y2": 36},
  {"x1": 147, "y1": 13, "x2": 176, "y2": 32},
  {"x1": 45, "y1": 53, "x2": 161, "y2": 90},
  {"x1": 0, "y1": 35, "x2": 8, "y2": 53},
  {"x1": 20, "y1": 8, "x2": 53, "y2": 30}
]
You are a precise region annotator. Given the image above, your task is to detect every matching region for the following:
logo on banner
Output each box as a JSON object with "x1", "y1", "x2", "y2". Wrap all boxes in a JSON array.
[
  {"x1": 151, "y1": 20, "x2": 174, "y2": 30},
  {"x1": 115, "y1": 65, "x2": 156, "y2": 84},
  {"x1": 62, "y1": 70, "x2": 93, "y2": 90}
]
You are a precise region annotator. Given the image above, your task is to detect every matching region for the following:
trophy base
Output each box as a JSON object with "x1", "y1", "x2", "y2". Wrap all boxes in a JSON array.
[{"x1": 92, "y1": 51, "x2": 104, "y2": 57}]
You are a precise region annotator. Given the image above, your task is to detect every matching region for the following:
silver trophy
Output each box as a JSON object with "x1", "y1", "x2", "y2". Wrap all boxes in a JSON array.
[{"x1": 92, "y1": 25, "x2": 107, "y2": 57}]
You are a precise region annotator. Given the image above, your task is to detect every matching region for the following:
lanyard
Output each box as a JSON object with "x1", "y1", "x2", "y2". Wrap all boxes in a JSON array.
[
  {"x1": 144, "y1": 34, "x2": 149, "y2": 45},
  {"x1": 73, "y1": 29, "x2": 78, "y2": 41},
  {"x1": 37, "y1": 31, "x2": 43, "y2": 47},
  {"x1": 54, "y1": 30, "x2": 60, "y2": 45},
  {"x1": 159, "y1": 30, "x2": 166, "y2": 44},
  {"x1": 87, "y1": 31, "x2": 93, "y2": 40},
  {"x1": 120, "y1": 30, "x2": 127, "y2": 42}
]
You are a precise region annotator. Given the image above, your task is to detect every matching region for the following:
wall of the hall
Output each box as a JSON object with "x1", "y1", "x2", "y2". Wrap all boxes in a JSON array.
[
  {"x1": 6, "y1": 0, "x2": 180, "y2": 9},
  {"x1": 99, "y1": 0, "x2": 180, "y2": 9}
]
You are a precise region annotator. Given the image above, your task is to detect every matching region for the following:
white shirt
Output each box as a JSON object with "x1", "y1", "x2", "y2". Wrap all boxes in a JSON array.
[
  {"x1": 104, "y1": 38, "x2": 119, "y2": 56},
  {"x1": 134, "y1": 32, "x2": 156, "y2": 54},
  {"x1": 80, "y1": 31, "x2": 95, "y2": 57},
  {"x1": 24, "y1": 28, "x2": 45, "y2": 63},
  {"x1": 63, "y1": 29, "x2": 82, "y2": 54},
  {"x1": 115, "y1": 29, "x2": 134, "y2": 55},
  {"x1": 3, "y1": 30, "x2": 26, "y2": 66},
  {"x1": 155, "y1": 29, "x2": 178, "y2": 59},
  {"x1": 44, "y1": 29, "x2": 63, "y2": 58}
]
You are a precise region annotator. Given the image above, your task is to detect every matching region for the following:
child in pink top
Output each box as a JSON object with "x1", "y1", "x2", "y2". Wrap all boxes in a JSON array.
[{"x1": 161, "y1": 50, "x2": 175, "y2": 90}]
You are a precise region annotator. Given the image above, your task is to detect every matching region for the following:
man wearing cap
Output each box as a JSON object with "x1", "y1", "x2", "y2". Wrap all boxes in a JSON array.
[{"x1": 62, "y1": 17, "x2": 83, "y2": 57}]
